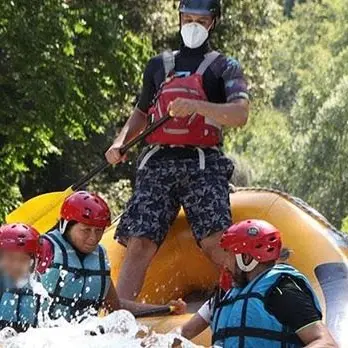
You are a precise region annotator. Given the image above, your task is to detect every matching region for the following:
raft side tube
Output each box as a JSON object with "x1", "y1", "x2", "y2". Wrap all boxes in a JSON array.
[{"x1": 101, "y1": 189, "x2": 348, "y2": 346}]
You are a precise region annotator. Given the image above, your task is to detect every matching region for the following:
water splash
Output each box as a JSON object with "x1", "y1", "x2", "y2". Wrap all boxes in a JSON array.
[
  {"x1": 29, "y1": 275, "x2": 49, "y2": 299},
  {"x1": 0, "y1": 311, "x2": 202, "y2": 348}
]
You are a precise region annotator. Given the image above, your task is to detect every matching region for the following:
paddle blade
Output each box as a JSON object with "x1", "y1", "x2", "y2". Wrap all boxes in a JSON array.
[{"x1": 6, "y1": 187, "x2": 74, "y2": 233}]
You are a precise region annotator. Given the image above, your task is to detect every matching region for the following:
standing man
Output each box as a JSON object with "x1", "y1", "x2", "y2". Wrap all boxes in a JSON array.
[
  {"x1": 105, "y1": 0, "x2": 249, "y2": 300},
  {"x1": 212, "y1": 219, "x2": 338, "y2": 348}
]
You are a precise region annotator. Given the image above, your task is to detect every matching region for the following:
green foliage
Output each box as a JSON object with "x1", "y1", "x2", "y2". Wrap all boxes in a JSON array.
[
  {"x1": 268, "y1": 0, "x2": 348, "y2": 225},
  {"x1": 0, "y1": 0, "x2": 152, "y2": 219},
  {"x1": 0, "y1": 0, "x2": 283, "y2": 221},
  {"x1": 214, "y1": 0, "x2": 282, "y2": 105},
  {"x1": 91, "y1": 179, "x2": 133, "y2": 217},
  {"x1": 2, "y1": 0, "x2": 347, "y2": 229},
  {"x1": 342, "y1": 216, "x2": 348, "y2": 233},
  {"x1": 225, "y1": 107, "x2": 293, "y2": 190},
  {"x1": 222, "y1": 0, "x2": 348, "y2": 226},
  {"x1": 230, "y1": 155, "x2": 252, "y2": 187}
]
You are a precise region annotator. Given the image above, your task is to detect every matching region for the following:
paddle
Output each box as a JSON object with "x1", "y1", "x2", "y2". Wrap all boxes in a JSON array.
[
  {"x1": 133, "y1": 305, "x2": 175, "y2": 318},
  {"x1": 6, "y1": 115, "x2": 171, "y2": 232}
]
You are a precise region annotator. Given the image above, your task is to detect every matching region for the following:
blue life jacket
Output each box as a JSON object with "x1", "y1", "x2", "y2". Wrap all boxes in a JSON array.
[
  {"x1": 212, "y1": 264, "x2": 322, "y2": 348},
  {"x1": 41, "y1": 229, "x2": 111, "y2": 322},
  {"x1": 0, "y1": 275, "x2": 41, "y2": 332}
]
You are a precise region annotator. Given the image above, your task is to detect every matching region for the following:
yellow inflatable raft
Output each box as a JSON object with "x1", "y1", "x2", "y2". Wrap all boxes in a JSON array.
[{"x1": 101, "y1": 188, "x2": 348, "y2": 347}]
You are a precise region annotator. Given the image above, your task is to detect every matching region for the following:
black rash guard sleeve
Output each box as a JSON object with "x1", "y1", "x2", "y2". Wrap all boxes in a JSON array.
[
  {"x1": 137, "y1": 57, "x2": 161, "y2": 113},
  {"x1": 264, "y1": 276, "x2": 322, "y2": 332}
]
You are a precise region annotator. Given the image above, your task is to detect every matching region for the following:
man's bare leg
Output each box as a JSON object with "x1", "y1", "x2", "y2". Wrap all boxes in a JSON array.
[
  {"x1": 116, "y1": 237, "x2": 158, "y2": 300},
  {"x1": 200, "y1": 231, "x2": 225, "y2": 267}
]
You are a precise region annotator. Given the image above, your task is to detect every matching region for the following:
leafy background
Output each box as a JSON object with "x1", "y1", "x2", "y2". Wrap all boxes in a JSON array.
[{"x1": 1, "y1": 0, "x2": 348, "y2": 231}]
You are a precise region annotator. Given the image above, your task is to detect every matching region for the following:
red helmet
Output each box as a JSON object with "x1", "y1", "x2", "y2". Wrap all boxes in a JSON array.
[
  {"x1": 60, "y1": 191, "x2": 111, "y2": 229},
  {"x1": 220, "y1": 219, "x2": 282, "y2": 264},
  {"x1": 0, "y1": 224, "x2": 41, "y2": 258}
]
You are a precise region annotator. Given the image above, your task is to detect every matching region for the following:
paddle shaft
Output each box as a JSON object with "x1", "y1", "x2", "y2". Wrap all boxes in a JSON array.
[
  {"x1": 134, "y1": 305, "x2": 174, "y2": 318},
  {"x1": 72, "y1": 115, "x2": 171, "y2": 190}
]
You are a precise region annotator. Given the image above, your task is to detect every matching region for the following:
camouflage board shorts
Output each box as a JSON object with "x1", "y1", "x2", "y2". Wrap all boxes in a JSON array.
[{"x1": 115, "y1": 146, "x2": 234, "y2": 246}]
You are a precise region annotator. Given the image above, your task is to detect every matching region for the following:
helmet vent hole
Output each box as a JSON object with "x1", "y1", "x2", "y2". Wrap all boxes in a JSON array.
[
  {"x1": 18, "y1": 234, "x2": 26, "y2": 238},
  {"x1": 255, "y1": 244, "x2": 263, "y2": 249},
  {"x1": 247, "y1": 220, "x2": 251, "y2": 224},
  {"x1": 269, "y1": 237, "x2": 276, "y2": 242},
  {"x1": 268, "y1": 247, "x2": 275, "y2": 253}
]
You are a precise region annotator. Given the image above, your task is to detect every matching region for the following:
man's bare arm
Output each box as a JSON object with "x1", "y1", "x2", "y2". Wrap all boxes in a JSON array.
[
  {"x1": 195, "y1": 99, "x2": 249, "y2": 127},
  {"x1": 120, "y1": 298, "x2": 187, "y2": 315},
  {"x1": 168, "y1": 98, "x2": 249, "y2": 128},
  {"x1": 105, "y1": 107, "x2": 147, "y2": 164},
  {"x1": 296, "y1": 321, "x2": 338, "y2": 348},
  {"x1": 102, "y1": 282, "x2": 187, "y2": 316},
  {"x1": 180, "y1": 312, "x2": 209, "y2": 340},
  {"x1": 103, "y1": 281, "x2": 121, "y2": 312}
]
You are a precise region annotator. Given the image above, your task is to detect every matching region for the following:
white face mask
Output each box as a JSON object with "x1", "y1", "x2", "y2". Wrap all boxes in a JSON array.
[{"x1": 181, "y1": 22, "x2": 210, "y2": 49}]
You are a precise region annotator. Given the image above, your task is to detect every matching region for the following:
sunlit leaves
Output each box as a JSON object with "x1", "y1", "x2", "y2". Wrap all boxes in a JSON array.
[
  {"x1": 0, "y1": 0, "x2": 152, "y2": 219},
  {"x1": 269, "y1": 0, "x2": 348, "y2": 226}
]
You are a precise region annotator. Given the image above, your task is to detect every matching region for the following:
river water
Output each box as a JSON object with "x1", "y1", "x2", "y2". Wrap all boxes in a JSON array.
[{"x1": 0, "y1": 310, "x2": 201, "y2": 348}]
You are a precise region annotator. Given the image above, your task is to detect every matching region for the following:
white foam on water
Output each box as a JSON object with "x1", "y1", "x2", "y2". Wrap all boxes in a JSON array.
[
  {"x1": 0, "y1": 311, "x2": 202, "y2": 348},
  {"x1": 29, "y1": 275, "x2": 50, "y2": 299}
]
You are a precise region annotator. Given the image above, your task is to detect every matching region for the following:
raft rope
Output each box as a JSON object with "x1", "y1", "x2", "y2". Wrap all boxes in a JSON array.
[{"x1": 230, "y1": 185, "x2": 348, "y2": 244}]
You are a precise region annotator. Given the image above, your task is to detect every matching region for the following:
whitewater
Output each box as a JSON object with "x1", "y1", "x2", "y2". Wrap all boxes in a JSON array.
[{"x1": 0, "y1": 310, "x2": 201, "y2": 348}]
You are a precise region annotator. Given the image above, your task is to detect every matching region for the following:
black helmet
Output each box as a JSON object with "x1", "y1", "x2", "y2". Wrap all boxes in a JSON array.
[{"x1": 179, "y1": 0, "x2": 221, "y2": 19}]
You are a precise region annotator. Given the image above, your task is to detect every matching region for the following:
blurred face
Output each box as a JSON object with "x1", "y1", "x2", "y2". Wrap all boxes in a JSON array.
[
  {"x1": 67, "y1": 223, "x2": 104, "y2": 254},
  {"x1": 181, "y1": 13, "x2": 214, "y2": 30},
  {"x1": 0, "y1": 251, "x2": 33, "y2": 281},
  {"x1": 222, "y1": 250, "x2": 250, "y2": 288},
  {"x1": 222, "y1": 250, "x2": 238, "y2": 274}
]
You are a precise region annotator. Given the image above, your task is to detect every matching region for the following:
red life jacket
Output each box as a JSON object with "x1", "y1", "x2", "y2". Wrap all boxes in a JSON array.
[{"x1": 146, "y1": 50, "x2": 222, "y2": 147}]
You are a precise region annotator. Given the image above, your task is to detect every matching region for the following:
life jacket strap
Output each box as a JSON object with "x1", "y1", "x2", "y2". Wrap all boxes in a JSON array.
[
  {"x1": 212, "y1": 327, "x2": 301, "y2": 345},
  {"x1": 216, "y1": 292, "x2": 265, "y2": 308},
  {"x1": 162, "y1": 50, "x2": 178, "y2": 77},
  {"x1": 49, "y1": 263, "x2": 110, "y2": 277},
  {"x1": 51, "y1": 295, "x2": 100, "y2": 309},
  {"x1": 97, "y1": 244, "x2": 107, "y2": 304},
  {"x1": 197, "y1": 147, "x2": 205, "y2": 170},
  {"x1": 138, "y1": 145, "x2": 161, "y2": 170},
  {"x1": 196, "y1": 51, "x2": 221, "y2": 76},
  {"x1": 4, "y1": 287, "x2": 35, "y2": 296},
  {"x1": 44, "y1": 233, "x2": 69, "y2": 269},
  {"x1": 33, "y1": 294, "x2": 41, "y2": 327},
  {"x1": 161, "y1": 50, "x2": 220, "y2": 79}
]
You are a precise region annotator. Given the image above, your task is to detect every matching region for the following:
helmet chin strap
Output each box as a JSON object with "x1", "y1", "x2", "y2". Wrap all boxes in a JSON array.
[
  {"x1": 236, "y1": 254, "x2": 259, "y2": 272},
  {"x1": 59, "y1": 219, "x2": 69, "y2": 234}
]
